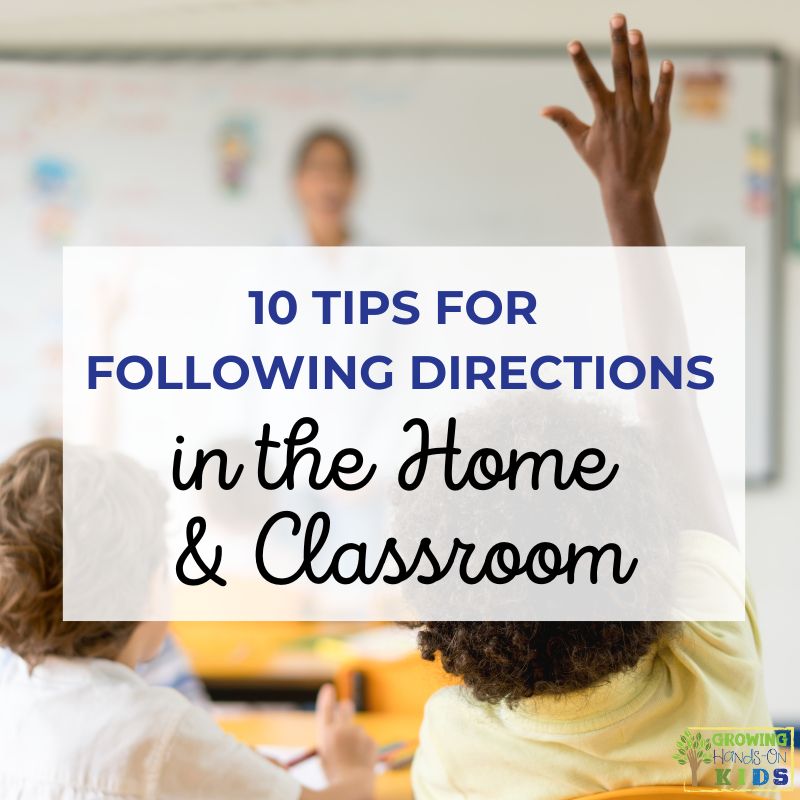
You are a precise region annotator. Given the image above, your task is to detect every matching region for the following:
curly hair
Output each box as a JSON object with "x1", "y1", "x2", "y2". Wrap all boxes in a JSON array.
[
  {"x1": 396, "y1": 393, "x2": 682, "y2": 705},
  {"x1": 411, "y1": 620, "x2": 676, "y2": 705},
  {"x1": 0, "y1": 439, "x2": 139, "y2": 665}
]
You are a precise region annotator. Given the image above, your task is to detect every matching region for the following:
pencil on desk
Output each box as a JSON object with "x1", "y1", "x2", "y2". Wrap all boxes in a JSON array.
[
  {"x1": 284, "y1": 740, "x2": 415, "y2": 769},
  {"x1": 284, "y1": 747, "x2": 318, "y2": 768},
  {"x1": 378, "y1": 740, "x2": 416, "y2": 761}
]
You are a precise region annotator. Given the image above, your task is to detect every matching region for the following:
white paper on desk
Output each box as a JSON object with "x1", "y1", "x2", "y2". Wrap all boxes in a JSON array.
[
  {"x1": 257, "y1": 746, "x2": 387, "y2": 789},
  {"x1": 257, "y1": 746, "x2": 329, "y2": 790}
]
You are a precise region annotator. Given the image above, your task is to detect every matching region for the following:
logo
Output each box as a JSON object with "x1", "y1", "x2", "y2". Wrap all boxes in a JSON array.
[{"x1": 672, "y1": 727, "x2": 795, "y2": 792}]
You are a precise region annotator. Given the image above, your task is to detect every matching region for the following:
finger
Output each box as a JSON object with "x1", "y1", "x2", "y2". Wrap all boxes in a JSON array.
[
  {"x1": 337, "y1": 697, "x2": 356, "y2": 724},
  {"x1": 627, "y1": 29, "x2": 651, "y2": 117},
  {"x1": 653, "y1": 59, "x2": 675, "y2": 126},
  {"x1": 315, "y1": 683, "x2": 337, "y2": 728},
  {"x1": 609, "y1": 14, "x2": 633, "y2": 109},
  {"x1": 363, "y1": 734, "x2": 378, "y2": 764},
  {"x1": 567, "y1": 40, "x2": 609, "y2": 113},
  {"x1": 540, "y1": 106, "x2": 589, "y2": 151}
]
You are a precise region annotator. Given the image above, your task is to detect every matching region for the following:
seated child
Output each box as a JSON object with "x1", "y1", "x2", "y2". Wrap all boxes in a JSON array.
[
  {"x1": 411, "y1": 15, "x2": 771, "y2": 800},
  {"x1": 0, "y1": 438, "x2": 376, "y2": 799}
]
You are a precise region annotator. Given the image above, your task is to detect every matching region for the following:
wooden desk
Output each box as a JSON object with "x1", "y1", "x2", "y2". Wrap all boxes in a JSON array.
[{"x1": 219, "y1": 710, "x2": 418, "y2": 800}]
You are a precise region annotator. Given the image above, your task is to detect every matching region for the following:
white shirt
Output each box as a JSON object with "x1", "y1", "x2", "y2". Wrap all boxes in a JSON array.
[
  {"x1": 0, "y1": 637, "x2": 209, "y2": 707},
  {"x1": 276, "y1": 223, "x2": 372, "y2": 247},
  {"x1": 0, "y1": 652, "x2": 302, "y2": 800}
]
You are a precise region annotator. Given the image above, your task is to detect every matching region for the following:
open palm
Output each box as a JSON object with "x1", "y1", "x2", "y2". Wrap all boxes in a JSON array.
[{"x1": 541, "y1": 14, "x2": 674, "y2": 198}]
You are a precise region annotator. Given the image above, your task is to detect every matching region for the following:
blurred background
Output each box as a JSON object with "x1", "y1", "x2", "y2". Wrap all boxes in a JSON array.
[{"x1": 0, "y1": 0, "x2": 797, "y2": 769}]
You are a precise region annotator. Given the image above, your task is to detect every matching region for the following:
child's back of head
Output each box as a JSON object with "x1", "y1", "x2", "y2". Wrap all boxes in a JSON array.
[{"x1": 0, "y1": 438, "x2": 141, "y2": 664}]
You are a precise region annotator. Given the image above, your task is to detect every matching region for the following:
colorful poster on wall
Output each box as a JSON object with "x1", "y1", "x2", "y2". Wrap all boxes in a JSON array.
[
  {"x1": 680, "y1": 67, "x2": 728, "y2": 120},
  {"x1": 216, "y1": 116, "x2": 258, "y2": 194},
  {"x1": 744, "y1": 131, "x2": 773, "y2": 217},
  {"x1": 31, "y1": 156, "x2": 81, "y2": 247}
]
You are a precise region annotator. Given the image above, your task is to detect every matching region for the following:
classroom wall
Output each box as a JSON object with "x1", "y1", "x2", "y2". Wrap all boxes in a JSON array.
[{"x1": 1, "y1": 0, "x2": 798, "y2": 718}]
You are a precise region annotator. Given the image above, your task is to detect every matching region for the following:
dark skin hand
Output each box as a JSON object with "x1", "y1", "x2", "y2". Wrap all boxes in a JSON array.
[
  {"x1": 542, "y1": 18, "x2": 735, "y2": 543},
  {"x1": 541, "y1": 14, "x2": 674, "y2": 246}
]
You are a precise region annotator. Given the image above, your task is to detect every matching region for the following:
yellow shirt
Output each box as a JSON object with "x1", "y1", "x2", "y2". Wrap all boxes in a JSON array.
[{"x1": 412, "y1": 536, "x2": 770, "y2": 800}]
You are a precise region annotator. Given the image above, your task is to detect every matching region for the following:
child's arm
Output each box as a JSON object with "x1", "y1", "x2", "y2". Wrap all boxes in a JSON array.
[
  {"x1": 541, "y1": 14, "x2": 673, "y2": 247},
  {"x1": 542, "y1": 15, "x2": 735, "y2": 544},
  {"x1": 302, "y1": 683, "x2": 377, "y2": 800},
  {"x1": 156, "y1": 682, "x2": 375, "y2": 800}
]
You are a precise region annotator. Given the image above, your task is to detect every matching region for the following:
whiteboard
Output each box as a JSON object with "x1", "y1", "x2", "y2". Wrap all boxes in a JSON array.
[{"x1": 0, "y1": 49, "x2": 780, "y2": 480}]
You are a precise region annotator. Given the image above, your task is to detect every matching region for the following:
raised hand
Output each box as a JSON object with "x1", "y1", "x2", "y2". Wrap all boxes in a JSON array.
[
  {"x1": 541, "y1": 14, "x2": 674, "y2": 245},
  {"x1": 305, "y1": 683, "x2": 376, "y2": 800}
]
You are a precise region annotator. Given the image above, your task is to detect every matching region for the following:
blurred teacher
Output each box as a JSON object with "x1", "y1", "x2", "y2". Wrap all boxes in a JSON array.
[{"x1": 290, "y1": 127, "x2": 366, "y2": 246}]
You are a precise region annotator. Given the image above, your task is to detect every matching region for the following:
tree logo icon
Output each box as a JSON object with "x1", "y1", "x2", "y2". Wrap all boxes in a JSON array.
[{"x1": 672, "y1": 728, "x2": 713, "y2": 786}]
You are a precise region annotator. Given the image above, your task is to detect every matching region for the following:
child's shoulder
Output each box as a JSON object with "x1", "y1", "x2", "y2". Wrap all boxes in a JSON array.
[
  {"x1": 424, "y1": 684, "x2": 474, "y2": 713},
  {"x1": 0, "y1": 655, "x2": 200, "y2": 797},
  {"x1": 422, "y1": 685, "x2": 503, "y2": 732}
]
